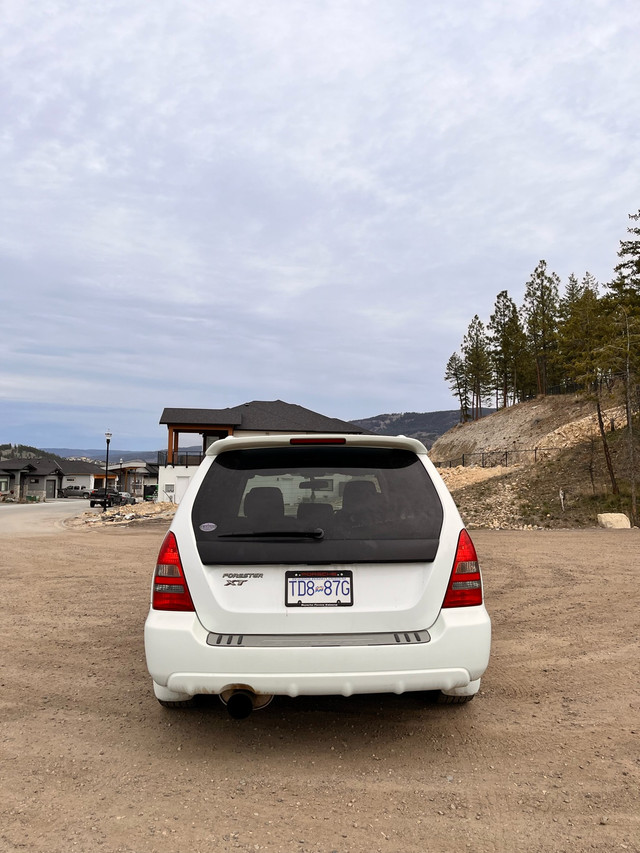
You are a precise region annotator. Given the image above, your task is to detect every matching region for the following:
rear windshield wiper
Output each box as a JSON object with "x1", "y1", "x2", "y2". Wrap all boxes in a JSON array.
[{"x1": 217, "y1": 528, "x2": 325, "y2": 540}]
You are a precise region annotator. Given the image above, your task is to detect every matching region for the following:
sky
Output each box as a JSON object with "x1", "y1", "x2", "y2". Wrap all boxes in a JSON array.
[{"x1": 2, "y1": 0, "x2": 640, "y2": 450}]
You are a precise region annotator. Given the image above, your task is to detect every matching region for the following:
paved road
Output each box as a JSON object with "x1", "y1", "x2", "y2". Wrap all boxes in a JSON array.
[{"x1": 0, "y1": 499, "x2": 98, "y2": 536}]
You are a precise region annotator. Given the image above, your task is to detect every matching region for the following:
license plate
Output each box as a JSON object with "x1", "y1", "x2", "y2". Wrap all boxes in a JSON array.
[{"x1": 285, "y1": 570, "x2": 353, "y2": 607}]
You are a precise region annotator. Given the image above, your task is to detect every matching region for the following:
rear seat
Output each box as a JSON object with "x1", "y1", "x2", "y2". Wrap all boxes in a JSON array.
[{"x1": 296, "y1": 502, "x2": 334, "y2": 527}]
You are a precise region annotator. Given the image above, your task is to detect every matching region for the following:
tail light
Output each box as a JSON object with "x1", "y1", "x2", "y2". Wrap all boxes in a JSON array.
[
  {"x1": 152, "y1": 532, "x2": 195, "y2": 611},
  {"x1": 442, "y1": 529, "x2": 483, "y2": 608}
]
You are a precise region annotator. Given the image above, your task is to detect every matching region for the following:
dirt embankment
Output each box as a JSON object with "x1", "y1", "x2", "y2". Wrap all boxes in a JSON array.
[
  {"x1": 430, "y1": 394, "x2": 638, "y2": 530},
  {"x1": 429, "y1": 395, "x2": 626, "y2": 463}
]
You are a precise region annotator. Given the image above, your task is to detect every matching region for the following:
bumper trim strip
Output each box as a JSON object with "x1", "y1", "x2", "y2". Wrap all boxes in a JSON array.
[{"x1": 206, "y1": 629, "x2": 431, "y2": 648}]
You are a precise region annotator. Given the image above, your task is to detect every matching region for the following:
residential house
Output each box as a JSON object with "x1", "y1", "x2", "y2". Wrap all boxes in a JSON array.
[
  {"x1": 60, "y1": 460, "x2": 111, "y2": 493},
  {"x1": 0, "y1": 455, "x2": 158, "y2": 502},
  {"x1": 158, "y1": 400, "x2": 366, "y2": 503},
  {"x1": 98, "y1": 459, "x2": 159, "y2": 500},
  {"x1": 1, "y1": 457, "x2": 107, "y2": 501},
  {"x1": 0, "y1": 458, "x2": 65, "y2": 501}
]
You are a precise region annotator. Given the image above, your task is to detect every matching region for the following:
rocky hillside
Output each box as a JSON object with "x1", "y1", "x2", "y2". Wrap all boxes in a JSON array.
[
  {"x1": 430, "y1": 392, "x2": 638, "y2": 529},
  {"x1": 0, "y1": 443, "x2": 67, "y2": 463},
  {"x1": 428, "y1": 395, "x2": 629, "y2": 463}
]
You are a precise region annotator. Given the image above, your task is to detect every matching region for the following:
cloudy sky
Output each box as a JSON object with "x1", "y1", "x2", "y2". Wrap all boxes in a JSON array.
[{"x1": 2, "y1": 0, "x2": 639, "y2": 450}]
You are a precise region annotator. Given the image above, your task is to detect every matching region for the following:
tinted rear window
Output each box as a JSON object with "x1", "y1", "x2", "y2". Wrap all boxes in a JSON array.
[{"x1": 192, "y1": 446, "x2": 443, "y2": 564}]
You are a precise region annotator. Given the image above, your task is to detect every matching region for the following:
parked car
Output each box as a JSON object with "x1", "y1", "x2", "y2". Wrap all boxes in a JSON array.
[
  {"x1": 118, "y1": 492, "x2": 137, "y2": 505},
  {"x1": 58, "y1": 485, "x2": 91, "y2": 499},
  {"x1": 89, "y1": 488, "x2": 124, "y2": 508},
  {"x1": 144, "y1": 434, "x2": 491, "y2": 718}
]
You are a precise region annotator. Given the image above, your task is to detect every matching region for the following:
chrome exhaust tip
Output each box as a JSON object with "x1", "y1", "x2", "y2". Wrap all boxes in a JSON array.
[{"x1": 220, "y1": 688, "x2": 273, "y2": 719}]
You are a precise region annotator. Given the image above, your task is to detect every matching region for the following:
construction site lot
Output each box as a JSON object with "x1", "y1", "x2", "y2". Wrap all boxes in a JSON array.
[{"x1": 1, "y1": 519, "x2": 638, "y2": 853}]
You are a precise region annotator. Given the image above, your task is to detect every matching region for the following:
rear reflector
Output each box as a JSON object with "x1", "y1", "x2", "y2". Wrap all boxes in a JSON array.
[
  {"x1": 290, "y1": 437, "x2": 347, "y2": 445},
  {"x1": 152, "y1": 531, "x2": 195, "y2": 611},
  {"x1": 442, "y1": 529, "x2": 483, "y2": 608}
]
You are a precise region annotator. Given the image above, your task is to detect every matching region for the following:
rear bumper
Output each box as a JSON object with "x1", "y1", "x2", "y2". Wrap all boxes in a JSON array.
[{"x1": 145, "y1": 606, "x2": 491, "y2": 698}]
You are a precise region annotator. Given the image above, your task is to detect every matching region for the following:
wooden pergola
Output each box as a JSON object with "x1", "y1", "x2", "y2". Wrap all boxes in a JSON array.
[{"x1": 164, "y1": 423, "x2": 233, "y2": 465}]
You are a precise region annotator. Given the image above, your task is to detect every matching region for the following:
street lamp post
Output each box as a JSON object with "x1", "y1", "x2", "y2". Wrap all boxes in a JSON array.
[{"x1": 104, "y1": 431, "x2": 112, "y2": 512}]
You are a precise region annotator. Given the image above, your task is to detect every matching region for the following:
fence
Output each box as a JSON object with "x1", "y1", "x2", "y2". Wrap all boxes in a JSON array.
[{"x1": 433, "y1": 447, "x2": 562, "y2": 469}]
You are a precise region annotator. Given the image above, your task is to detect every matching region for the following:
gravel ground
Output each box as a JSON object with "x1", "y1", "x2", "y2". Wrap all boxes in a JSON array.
[{"x1": 1, "y1": 520, "x2": 639, "y2": 853}]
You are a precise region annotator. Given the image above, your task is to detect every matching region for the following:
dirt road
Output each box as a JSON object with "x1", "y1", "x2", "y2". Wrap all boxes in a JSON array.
[{"x1": 1, "y1": 521, "x2": 639, "y2": 853}]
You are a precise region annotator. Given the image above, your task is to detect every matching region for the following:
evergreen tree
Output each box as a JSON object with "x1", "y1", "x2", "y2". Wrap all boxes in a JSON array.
[
  {"x1": 558, "y1": 284, "x2": 603, "y2": 385},
  {"x1": 488, "y1": 291, "x2": 514, "y2": 408},
  {"x1": 523, "y1": 260, "x2": 560, "y2": 395},
  {"x1": 581, "y1": 271, "x2": 599, "y2": 296},
  {"x1": 558, "y1": 273, "x2": 583, "y2": 324},
  {"x1": 462, "y1": 315, "x2": 492, "y2": 420},
  {"x1": 609, "y1": 209, "x2": 640, "y2": 314},
  {"x1": 508, "y1": 305, "x2": 535, "y2": 402},
  {"x1": 444, "y1": 352, "x2": 470, "y2": 422},
  {"x1": 564, "y1": 290, "x2": 621, "y2": 496},
  {"x1": 488, "y1": 290, "x2": 529, "y2": 407},
  {"x1": 557, "y1": 272, "x2": 600, "y2": 386}
]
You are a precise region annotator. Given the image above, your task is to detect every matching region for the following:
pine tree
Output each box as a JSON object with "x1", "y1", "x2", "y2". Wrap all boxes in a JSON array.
[
  {"x1": 488, "y1": 290, "x2": 529, "y2": 408},
  {"x1": 558, "y1": 273, "x2": 583, "y2": 324},
  {"x1": 609, "y1": 209, "x2": 640, "y2": 313},
  {"x1": 523, "y1": 260, "x2": 560, "y2": 395},
  {"x1": 557, "y1": 273, "x2": 600, "y2": 387},
  {"x1": 507, "y1": 305, "x2": 534, "y2": 402},
  {"x1": 558, "y1": 285, "x2": 602, "y2": 383},
  {"x1": 444, "y1": 352, "x2": 470, "y2": 422},
  {"x1": 565, "y1": 290, "x2": 621, "y2": 496},
  {"x1": 462, "y1": 315, "x2": 492, "y2": 420},
  {"x1": 582, "y1": 271, "x2": 599, "y2": 296},
  {"x1": 488, "y1": 291, "x2": 513, "y2": 408}
]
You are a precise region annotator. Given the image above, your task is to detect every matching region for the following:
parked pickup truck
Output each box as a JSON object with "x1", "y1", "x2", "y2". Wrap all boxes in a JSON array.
[
  {"x1": 89, "y1": 489, "x2": 127, "y2": 508},
  {"x1": 58, "y1": 485, "x2": 91, "y2": 499}
]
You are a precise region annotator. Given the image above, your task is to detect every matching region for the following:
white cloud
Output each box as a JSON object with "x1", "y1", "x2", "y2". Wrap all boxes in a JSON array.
[{"x1": 2, "y1": 0, "x2": 640, "y2": 444}]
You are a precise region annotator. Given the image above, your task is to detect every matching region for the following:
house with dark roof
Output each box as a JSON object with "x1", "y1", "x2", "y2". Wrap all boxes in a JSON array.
[
  {"x1": 0, "y1": 457, "x2": 111, "y2": 501},
  {"x1": 158, "y1": 400, "x2": 365, "y2": 503},
  {"x1": 0, "y1": 458, "x2": 65, "y2": 501},
  {"x1": 60, "y1": 459, "x2": 112, "y2": 493}
]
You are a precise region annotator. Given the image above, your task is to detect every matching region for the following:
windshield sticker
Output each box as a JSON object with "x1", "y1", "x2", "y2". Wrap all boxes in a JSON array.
[{"x1": 199, "y1": 522, "x2": 218, "y2": 532}]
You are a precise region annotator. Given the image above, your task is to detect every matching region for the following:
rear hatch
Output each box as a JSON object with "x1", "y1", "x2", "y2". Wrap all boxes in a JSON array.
[{"x1": 181, "y1": 437, "x2": 455, "y2": 635}]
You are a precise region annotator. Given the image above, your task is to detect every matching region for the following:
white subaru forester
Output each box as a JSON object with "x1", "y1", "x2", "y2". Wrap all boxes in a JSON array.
[{"x1": 144, "y1": 434, "x2": 491, "y2": 718}]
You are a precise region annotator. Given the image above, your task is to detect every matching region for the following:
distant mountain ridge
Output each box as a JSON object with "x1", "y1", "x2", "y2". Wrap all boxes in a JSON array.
[
  {"x1": 42, "y1": 448, "x2": 160, "y2": 463},
  {"x1": 350, "y1": 410, "x2": 463, "y2": 448}
]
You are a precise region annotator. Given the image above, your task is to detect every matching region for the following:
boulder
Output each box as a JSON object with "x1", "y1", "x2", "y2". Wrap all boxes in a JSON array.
[{"x1": 597, "y1": 513, "x2": 631, "y2": 529}]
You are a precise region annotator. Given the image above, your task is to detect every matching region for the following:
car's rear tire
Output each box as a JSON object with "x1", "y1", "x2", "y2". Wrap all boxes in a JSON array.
[
  {"x1": 436, "y1": 677, "x2": 481, "y2": 705},
  {"x1": 153, "y1": 681, "x2": 196, "y2": 708},
  {"x1": 437, "y1": 692, "x2": 474, "y2": 705},
  {"x1": 157, "y1": 697, "x2": 197, "y2": 708}
]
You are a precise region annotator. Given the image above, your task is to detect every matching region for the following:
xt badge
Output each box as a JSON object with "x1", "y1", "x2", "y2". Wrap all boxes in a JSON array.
[{"x1": 223, "y1": 572, "x2": 263, "y2": 587}]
